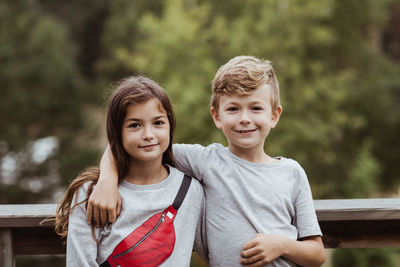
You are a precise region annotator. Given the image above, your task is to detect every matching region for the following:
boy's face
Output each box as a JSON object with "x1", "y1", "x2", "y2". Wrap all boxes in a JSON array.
[{"x1": 210, "y1": 84, "x2": 282, "y2": 157}]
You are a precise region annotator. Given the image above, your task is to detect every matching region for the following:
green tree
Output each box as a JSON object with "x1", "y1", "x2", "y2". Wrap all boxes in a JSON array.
[
  {"x1": 96, "y1": 0, "x2": 400, "y2": 198},
  {"x1": 0, "y1": 1, "x2": 99, "y2": 203}
]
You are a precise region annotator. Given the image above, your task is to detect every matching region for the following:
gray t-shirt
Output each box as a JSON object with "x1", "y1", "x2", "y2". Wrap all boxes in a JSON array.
[
  {"x1": 66, "y1": 166, "x2": 206, "y2": 266},
  {"x1": 174, "y1": 143, "x2": 321, "y2": 267}
]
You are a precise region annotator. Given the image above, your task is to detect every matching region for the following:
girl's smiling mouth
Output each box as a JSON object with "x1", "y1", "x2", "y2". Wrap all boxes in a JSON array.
[{"x1": 139, "y1": 143, "x2": 159, "y2": 149}]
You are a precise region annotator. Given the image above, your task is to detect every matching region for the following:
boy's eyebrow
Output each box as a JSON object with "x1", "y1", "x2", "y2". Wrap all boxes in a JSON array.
[
  {"x1": 223, "y1": 100, "x2": 240, "y2": 105},
  {"x1": 249, "y1": 100, "x2": 266, "y2": 105},
  {"x1": 223, "y1": 100, "x2": 265, "y2": 106}
]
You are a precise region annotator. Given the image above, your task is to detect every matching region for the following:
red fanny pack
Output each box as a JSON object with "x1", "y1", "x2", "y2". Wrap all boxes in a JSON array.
[{"x1": 100, "y1": 174, "x2": 192, "y2": 267}]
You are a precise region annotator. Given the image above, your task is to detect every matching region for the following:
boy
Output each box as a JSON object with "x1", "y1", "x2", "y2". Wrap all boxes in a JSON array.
[{"x1": 87, "y1": 56, "x2": 326, "y2": 266}]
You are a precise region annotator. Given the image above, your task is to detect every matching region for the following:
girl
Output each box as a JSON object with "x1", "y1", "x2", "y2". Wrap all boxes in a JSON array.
[{"x1": 55, "y1": 76, "x2": 206, "y2": 266}]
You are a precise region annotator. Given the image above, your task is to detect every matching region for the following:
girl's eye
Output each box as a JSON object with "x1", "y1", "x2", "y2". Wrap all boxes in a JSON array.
[
  {"x1": 128, "y1": 123, "x2": 141, "y2": 128},
  {"x1": 154, "y1": 120, "x2": 165, "y2": 126},
  {"x1": 252, "y1": 106, "x2": 263, "y2": 111}
]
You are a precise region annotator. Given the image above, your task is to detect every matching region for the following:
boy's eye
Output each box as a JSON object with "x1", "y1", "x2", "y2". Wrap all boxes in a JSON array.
[
  {"x1": 252, "y1": 106, "x2": 263, "y2": 111},
  {"x1": 226, "y1": 107, "x2": 238, "y2": 112}
]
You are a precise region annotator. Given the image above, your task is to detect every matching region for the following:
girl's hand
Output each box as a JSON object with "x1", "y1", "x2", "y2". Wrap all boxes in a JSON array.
[
  {"x1": 86, "y1": 178, "x2": 121, "y2": 227},
  {"x1": 240, "y1": 233, "x2": 287, "y2": 266}
]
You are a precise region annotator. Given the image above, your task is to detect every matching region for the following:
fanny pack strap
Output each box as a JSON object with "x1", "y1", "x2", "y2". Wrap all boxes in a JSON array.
[{"x1": 172, "y1": 174, "x2": 192, "y2": 210}]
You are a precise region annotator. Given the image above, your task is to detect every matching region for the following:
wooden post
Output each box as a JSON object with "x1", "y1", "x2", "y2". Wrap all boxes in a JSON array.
[{"x1": 0, "y1": 229, "x2": 15, "y2": 267}]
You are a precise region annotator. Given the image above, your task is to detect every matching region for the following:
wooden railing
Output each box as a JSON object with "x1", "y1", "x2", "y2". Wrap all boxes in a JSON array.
[{"x1": 1, "y1": 199, "x2": 400, "y2": 266}]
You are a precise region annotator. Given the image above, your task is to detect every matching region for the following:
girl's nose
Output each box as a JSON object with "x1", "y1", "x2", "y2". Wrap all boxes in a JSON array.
[{"x1": 142, "y1": 126, "x2": 154, "y2": 141}]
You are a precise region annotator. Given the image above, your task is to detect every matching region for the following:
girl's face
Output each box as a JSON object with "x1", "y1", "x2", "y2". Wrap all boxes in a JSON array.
[{"x1": 121, "y1": 98, "x2": 170, "y2": 166}]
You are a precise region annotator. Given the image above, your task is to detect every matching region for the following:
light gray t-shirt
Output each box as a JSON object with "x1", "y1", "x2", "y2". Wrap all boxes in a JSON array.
[
  {"x1": 66, "y1": 166, "x2": 206, "y2": 267},
  {"x1": 174, "y1": 143, "x2": 321, "y2": 267}
]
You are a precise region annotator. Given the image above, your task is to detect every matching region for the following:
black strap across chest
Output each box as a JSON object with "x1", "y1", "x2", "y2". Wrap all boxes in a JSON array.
[{"x1": 172, "y1": 174, "x2": 192, "y2": 210}]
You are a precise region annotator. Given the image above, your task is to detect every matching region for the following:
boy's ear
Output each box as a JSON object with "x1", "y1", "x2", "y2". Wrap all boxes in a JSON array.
[
  {"x1": 210, "y1": 106, "x2": 222, "y2": 129},
  {"x1": 271, "y1": 105, "x2": 283, "y2": 128}
]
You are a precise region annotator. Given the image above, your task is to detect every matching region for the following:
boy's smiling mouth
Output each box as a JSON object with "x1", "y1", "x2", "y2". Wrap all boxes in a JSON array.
[{"x1": 235, "y1": 129, "x2": 257, "y2": 134}]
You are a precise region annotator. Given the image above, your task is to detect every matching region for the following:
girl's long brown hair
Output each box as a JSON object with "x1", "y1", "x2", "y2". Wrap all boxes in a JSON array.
[{"x1": 55, "y1": 76, "x2": 176, "y2": 241}]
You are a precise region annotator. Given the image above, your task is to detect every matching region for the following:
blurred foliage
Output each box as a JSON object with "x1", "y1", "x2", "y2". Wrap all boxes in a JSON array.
[
  {"x1": 333, "y1": 248, "x2": 399, "y2": 267},
  {"x1": 94, "y1": 0, "x2": 400, "y2": 199},
  {"x1": 0, "y1": 1, "x2": 100, "y2": 203},
  {"x1": 1, "y1": 0, "x2": 400, "y2": 266}
]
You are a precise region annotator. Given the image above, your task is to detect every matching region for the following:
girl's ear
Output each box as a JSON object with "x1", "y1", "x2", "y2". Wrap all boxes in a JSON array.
[
  {"x1": 271, "y1": 105, "x2": 283, "y2": 128},
  {"x1": 210, "y1": 106, "x2": 222, "y2": 129}
]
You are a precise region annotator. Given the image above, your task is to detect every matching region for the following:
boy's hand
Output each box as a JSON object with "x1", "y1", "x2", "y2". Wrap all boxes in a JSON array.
[
  {"x1": 86, "y1": 179, "x2": 121, "y2": 227},
  {"x1": 86, "y1": 145, "x2": 121, "y2": 227},
  {"x1": 240, "y1": 233, "x2": 287, "y2": 266}
]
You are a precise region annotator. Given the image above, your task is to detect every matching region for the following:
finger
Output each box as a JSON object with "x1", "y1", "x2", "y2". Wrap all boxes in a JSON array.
[
  {"x1": 243, "y1": 237, "x2": 257, "y2": 250},
  {"x1": 93, "y1": 206, "x2": 100, "y2": 227},
  {"x1": 86, "y1": 202, "x2": 93, "y2": 224},
  {"x1": 100, "y1": 207, "x2": 108, "y2": 227},
  {"x1": 240, "y1": 253, "x2": 264, "y2": 265},
  {"x1": 108, "y1": 207, "x2": 116, "y2": 223},
  {"x1": 116, "y1": 198, "x2": 122, "y2": 216},
  {"x1": 241, "y1": 246, "x2": 259, "y2": 258}
]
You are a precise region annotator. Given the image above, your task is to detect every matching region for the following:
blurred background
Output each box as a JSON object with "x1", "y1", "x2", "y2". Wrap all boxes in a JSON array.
[{"x1": 1, "y1": 0, "x2": 399, "y2": 266}]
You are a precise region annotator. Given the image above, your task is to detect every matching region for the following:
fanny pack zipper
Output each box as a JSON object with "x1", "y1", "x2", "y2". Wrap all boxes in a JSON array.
[{"x1": 113, "y1": 213, "x2": 166, "y2": 259}]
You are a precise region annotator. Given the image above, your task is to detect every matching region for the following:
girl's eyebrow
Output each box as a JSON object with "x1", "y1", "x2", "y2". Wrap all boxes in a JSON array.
[
  {"x1": 124, "y1": 118, "x2": 141, "y2": 122},
  {"x1": 153, "y1": 115, "x2": 167, "y2": 120},
  {"x1": 124, "y1": 114, "x2": 167, "y2": 122}
]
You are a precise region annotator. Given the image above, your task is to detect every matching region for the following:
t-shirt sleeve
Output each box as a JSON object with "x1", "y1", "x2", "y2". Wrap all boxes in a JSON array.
[
  {"x1": 193, "y1": 195, "x2": 209, "y2": 263},
  {"x1": 173, "y1": 144, "x2": 209, "y2": 182},
  {"x1": 292, "y1": 164, "x2": 322, "y2": 239},
  {"x1": 66, "y1": 184, "x2": 100, "y2": 266}
]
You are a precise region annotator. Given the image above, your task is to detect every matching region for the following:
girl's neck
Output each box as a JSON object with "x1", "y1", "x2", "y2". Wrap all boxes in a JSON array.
[{"x1": 125, "y1": 160, "x2": 169, "y2": 185}]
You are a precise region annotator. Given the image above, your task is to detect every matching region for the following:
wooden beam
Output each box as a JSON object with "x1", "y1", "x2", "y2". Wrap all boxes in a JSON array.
[
  {"x1": 315, "y1": 198, "x2": 400, "y2": 221},
  {"x1": 314, "y1": 199, "x2": 400, "y2": 248},
  {"x1": 12, "y1": 227, "x2": 65, "y2": 255},
  {"x1": 0, "y1": 229, "x2": 15, "y2": 267},
  {"x1": 1, "y1": 199, "x2": 400, "y2": 254},
  {"x1": 0, "y1": 204, "x2": 55, "y2": 228},
  {"x1": 0, "y1": 204, "x2": 64, "y2": 255}
]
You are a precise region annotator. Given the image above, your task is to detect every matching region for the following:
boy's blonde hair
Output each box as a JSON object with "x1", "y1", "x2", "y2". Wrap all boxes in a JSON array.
[{"x1": 211, "y1": 56, "x2": 280, "y2": 112}]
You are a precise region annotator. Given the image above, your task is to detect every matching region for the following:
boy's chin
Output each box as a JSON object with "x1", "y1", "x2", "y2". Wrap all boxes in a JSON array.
[{"x1": 229, "y1": 142, "x2": 262, "y2": 150}]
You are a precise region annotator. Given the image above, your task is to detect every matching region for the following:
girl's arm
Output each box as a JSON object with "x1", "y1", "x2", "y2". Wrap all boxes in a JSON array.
[
  {"x1": 86, "y1": 146, "x2": 121, "y2": 227},
  {"x1": 240, "y1": 234, "x2": 325, "y2": 267},
  {"x1": 67, "y1": 187, "x2": 101, "y2": 266}
]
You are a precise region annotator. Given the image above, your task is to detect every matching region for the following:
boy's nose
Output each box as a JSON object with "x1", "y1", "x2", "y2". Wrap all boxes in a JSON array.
[{"x1": 239, "y1": 111, "x2": 250, "y2": 124}]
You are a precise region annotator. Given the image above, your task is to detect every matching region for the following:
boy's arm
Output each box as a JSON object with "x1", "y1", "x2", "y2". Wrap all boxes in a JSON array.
[
  {"x1": 87, "y1": 143, "x2": 208, "y2": 226},
  {"x1": 173, "y1": 144, "x2": 208, "y2": 182},
  {"x1": 86, "y1": 145, "x2": 121, "y2": 227},
  {"x1": 240, "y1": 234, "x2": 325, "y2": 267},
  {"x1": 193, "y1": 196, "x2": 209, "y2": 263}
]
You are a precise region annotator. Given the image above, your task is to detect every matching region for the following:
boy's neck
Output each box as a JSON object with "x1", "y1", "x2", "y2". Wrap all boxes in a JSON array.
[
  {"x1": 229, "y1": 145, "x2": 278, "y2": 164},
  {"x1": 125, "y1": 160, "x2": 168, "y2": 185}
]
